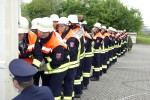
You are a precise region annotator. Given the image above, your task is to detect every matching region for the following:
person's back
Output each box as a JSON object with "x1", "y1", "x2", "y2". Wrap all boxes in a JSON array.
[
  {"x1": 9, "y1": 59, "x2": 54, "y2": 100},
  {"x1": 13, "y1": 85, "x2": 54, "y2": 100}
]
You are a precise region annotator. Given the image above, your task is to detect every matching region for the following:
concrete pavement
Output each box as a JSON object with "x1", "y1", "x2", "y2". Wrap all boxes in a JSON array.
[{"x1": 75, "y1": 44, "x2": 150, "y2": 100}]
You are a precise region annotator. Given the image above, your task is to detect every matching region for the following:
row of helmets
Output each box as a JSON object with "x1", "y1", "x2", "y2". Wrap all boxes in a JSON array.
[
  {"x1": 18, "y1": 14, "x2": 123, "y2": 34},
  {"x1": 18, "y1": 14, "x2": 79, "y2": 33},
  {"x1": 93, "y1": 22, "x2": 121, "y2": 32}
]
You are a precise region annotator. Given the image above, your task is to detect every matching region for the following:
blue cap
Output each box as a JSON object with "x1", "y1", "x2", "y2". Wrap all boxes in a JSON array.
[{"x1": 9, "y1": 59, "x2": 38, "y2": 82}]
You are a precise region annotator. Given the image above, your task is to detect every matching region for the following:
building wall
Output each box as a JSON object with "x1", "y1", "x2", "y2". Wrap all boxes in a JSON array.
[{"x1": 0, "y1": 0, "x2": 18, "y2": 99}]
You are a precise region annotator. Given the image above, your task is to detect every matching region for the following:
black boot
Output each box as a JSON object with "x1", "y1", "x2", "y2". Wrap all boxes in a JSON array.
[
  {"x1": 91, "y1": 77, "x2": 99, "y2": 81},
  {"x1": 74, "y1": 94, "x2": 81, "y2": 98},
  {"x1": 83, "y1": 85, "x2": 88, "y2": 90},
  {"x1": 99, "y1": 71, "x2": 102, "y2": 76},
  {"x1": 103, "y1": 69, "x2": 107, "y2": 74}
]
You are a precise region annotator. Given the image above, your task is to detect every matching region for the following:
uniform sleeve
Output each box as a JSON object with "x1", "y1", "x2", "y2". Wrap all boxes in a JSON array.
[
  {"x1": 32, "y1": 39, "x2": 43, "y2": 68},
  {"x1": 50, "y1": 45, "x2": 69, "y2": 69},
  {"x1": 104, "y1": 36, "x2": 109, "y2": 48},
  {"x1": 66, "y1": 37, "x2": 79, "y2": 61},
  {"x1": 80, "y1": 36, "x2": 85, "y2": 54},
  {"x1": 85, "y1": 37, "x2": 92, "y2": 52},
  {"x1": 108, "y1": 36, "x2": 113, "y2": 47},
  {"x1": 19, "y1": 45, "x2": 32, "y2": 58},
  {"x1": 94, "y1": 37, "x2": 102, "y2": 49}
]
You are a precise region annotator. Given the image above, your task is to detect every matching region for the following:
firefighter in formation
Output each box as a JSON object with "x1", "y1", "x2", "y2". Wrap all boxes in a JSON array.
[{"x1": 16, "y1": 14, "x2": 129, "y2": 100}]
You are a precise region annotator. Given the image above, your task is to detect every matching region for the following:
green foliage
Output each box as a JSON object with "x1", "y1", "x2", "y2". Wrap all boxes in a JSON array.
[
  {"x1": 137, "y1": 32, "x2": 150, "y2": 38},
  {"x1": 21, "y1": 0, "x2": 143, "y2": 32},
  {"x1": 21, "y1": 0, "x2": 59, "y2": 21},
  {"x1": 60, "y1": 0, "x2": 143, "y2": 32},
  {"x1": 137, "y1": 32, "x2": 150, "y2": 45},
  {"x1": 137, "y1": 36, "x2": 150, "y2": 45}
]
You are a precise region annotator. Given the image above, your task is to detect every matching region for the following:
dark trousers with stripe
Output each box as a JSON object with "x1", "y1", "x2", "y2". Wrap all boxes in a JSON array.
[
  {"x1": 116, "y1": 47, "x2": 119, "y2": 57},
  {"x1": 107, "y1": 50, "x2": 111, "y2": 67},
  {"x1": 101, "y1": 52, "x2": 108, "y2": 68},
  {"x1": 92, "y1": 53, "x2": 101, "y2": 79},
  {"x1": 121, "y1": 46, "x2": 123, "y2": 55},
  {"x1": 45, "y1": 71, "x2": 67, "y2": 98},
  {"x1": 74, "y1": 59, "x2": 84, "y2": 95},
  {"x1": 63, "y1": 68, "x2": 77, "y2": 97},
  {"x1": 33, "y1": 71, "x2": 48, "y2": 86},
  {"x1": 83, "y1": 57, "x2": 93, "y2": 87},
  {"x1": 106, "y1": 51, "x2": 110, "y2": 68},
  {"x1": 118, "y1": 46, "x2": 122, "y2": 56},
  {"x1": 110, "y1": 49, "x2": 114, "y2": 65},
  {"x1": 114, "y1": 48, "x2": 117, "y2": 63},
  {"x1": 112, "y1": 48, "x2": 115, "y2": 63}
]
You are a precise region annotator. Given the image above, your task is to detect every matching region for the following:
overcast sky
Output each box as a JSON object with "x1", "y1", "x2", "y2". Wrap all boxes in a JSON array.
[{"x1": 120, "y1": 0, "x2": 150, "y2": 28}]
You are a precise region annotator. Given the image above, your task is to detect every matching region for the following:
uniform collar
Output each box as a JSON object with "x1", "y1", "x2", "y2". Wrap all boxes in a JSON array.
[
  {"x1": 40, "y1": 32, "x2": 52, "y2": 45},
  {"x1": 61, "y1": 28, "x2": 70, "y2": 39},
  {"x1": 20, "y1": 84, "x2": 35, "y2": 94}
]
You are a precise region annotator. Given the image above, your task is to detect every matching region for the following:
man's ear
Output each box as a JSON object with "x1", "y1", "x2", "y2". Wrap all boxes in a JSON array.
[{"x1": 13, "y1": 79, "x2": 19, "y2": 89}]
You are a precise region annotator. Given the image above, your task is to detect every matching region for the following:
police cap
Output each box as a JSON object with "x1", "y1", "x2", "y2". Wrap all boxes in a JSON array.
[{"x1": 9, "y1": 59, "x2": 38, "y2": 82}]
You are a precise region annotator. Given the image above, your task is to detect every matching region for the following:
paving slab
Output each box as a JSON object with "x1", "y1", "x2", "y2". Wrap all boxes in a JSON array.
[{"x1": 75, "y1": 44, "x2": 150, "y2": 100}]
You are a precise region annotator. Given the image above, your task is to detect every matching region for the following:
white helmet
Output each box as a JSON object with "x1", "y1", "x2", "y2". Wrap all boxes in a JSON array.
[
  {"x1": 58, "y1": 17, "x2": 69, "y2": 25},
  {"x1": 38, "y1": 17, "x2": 54, "y2": 32},
  {"x1": 108, "y1": 27, "x2": 113, "y2": 31},
  {"x1": 123, "y1": 29, "x2": 126, "y2": 32},
  {"x1": 68, "y1": 14, "x2": 78, "y2": 23},
  {"x1": 120, "y1": 30, "x2": 123, "y2": 33},
  {"x1": 31, "y1": 18, "x2": 41, "y2": 29},
  {"x1": 117, "y1": 30, "x2": 120, "y2": 32},
  {"x1": 50, "y1": 14, "x2": 59, "y2": 21},
  {"x1": 94, "y1": 22, "x2": 101, "y2": 29},
  {"x1": 101, "y1": 26, "x2": 107, "y2": 30},
  {"x1": 113, "y1": 28, "x2": 117, "y2": 32},
  {"x1": 18, "y1": 17, "x2": 29, "y2": 33}
]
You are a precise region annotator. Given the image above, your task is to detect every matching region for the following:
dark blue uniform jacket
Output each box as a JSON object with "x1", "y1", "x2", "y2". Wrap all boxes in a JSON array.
[{"x1": 13, "y1": 85, "x2": 54, "y2": 100}]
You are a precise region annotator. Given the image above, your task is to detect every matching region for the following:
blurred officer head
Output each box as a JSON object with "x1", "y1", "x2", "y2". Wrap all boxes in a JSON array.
[
  {"x1": 93, "y1": 22, "x2": 101, "y2": 33},
  {"x1": 50, "y1": 14, "x2": 59, "y2": 29},
  {"x1": 9, "y1": 59, "x2": 38, "y2": 91},
  {"x1": 18, "y1": 17, "x2": 29, "y2": 42},
  {"x1": 58, "y1": 17, "x2": 69, "y2": 33},
  {"x1": 38, "y1": 17, "x2": 54, "y2": 39}
]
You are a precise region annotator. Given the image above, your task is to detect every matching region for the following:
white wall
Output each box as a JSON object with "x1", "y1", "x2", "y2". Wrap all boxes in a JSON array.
[{"x1": 0, "y1": 0, "x2": 18, "y2": 99}]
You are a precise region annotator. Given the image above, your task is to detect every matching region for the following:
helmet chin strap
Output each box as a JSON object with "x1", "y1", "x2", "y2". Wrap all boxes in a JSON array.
[
  {"x1": 95, "y1": 29, "x2": 100, "y2": 33},
  {"x1": 70, "y1": 24, "x2": 76, "y2": 29},
  {"x1": 65, "y1": 26, "x2": 69, "y2": 31}
]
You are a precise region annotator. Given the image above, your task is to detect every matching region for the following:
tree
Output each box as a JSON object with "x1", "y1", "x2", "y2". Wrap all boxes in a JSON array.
[
  {"x1": 21, "y1": 0, "x2": 143, "y2": 32},
  {"x1": 21, "y1": 0, "x2": 59, "y2": 22}
]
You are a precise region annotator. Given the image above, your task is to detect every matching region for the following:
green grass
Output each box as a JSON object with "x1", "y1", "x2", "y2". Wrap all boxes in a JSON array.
[{"x1": 136, "y1": 32, "x2": 150, "y2": 45}]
